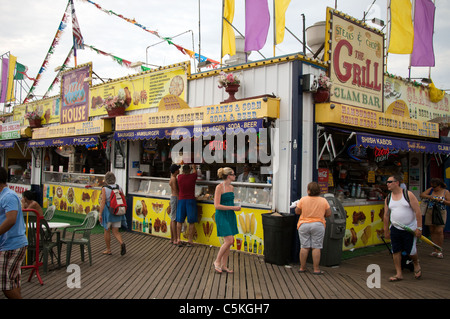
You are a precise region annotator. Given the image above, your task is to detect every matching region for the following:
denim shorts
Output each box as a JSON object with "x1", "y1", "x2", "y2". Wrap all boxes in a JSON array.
[{"x1": 176, "y1": 199, "x2": 198, "y2": 224}]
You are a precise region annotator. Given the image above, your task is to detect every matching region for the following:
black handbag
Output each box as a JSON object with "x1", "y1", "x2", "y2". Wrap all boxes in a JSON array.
[{"x1": 431, "y1": 203, "x2": 445, "y2": 225}]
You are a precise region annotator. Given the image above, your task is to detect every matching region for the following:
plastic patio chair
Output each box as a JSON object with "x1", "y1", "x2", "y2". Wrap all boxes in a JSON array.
[
  {"x1": 60, "y1": 211, "x2": 98, "y2": 267},
  {"x1": 44, "y1": 205, "x2": 56, "y2": 221},
  {"x1": 23, "y1": 210, "x2": 61, "y2": 276}
]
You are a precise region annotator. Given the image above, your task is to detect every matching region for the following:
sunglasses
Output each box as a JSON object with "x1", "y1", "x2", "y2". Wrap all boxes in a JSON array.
[
  {"x1": 386, "y1": 180, "x2": 397, "y2": 184},
  {"x1": 228, "y1": 173, "x2": 235, "y2": 176}
]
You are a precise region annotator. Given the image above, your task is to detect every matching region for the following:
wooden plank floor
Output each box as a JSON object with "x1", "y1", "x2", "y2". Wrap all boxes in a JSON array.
[{"x1": 6, "y1": 231, "x2": 450, "y2": 299}]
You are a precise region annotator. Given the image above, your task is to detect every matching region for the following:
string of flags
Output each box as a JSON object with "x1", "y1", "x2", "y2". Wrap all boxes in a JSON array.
[
  {"x1": 24, "y1": 1, "x2": 71, "y2": 103},
  {"x1": 80, "y1": 0, "x2": 220, "y2": 68},
  {"x1": 43, "y1": 47, "x2": 74, "y2": 99},
  {"x1": 43, "y1": 43, "x2": 157, "y2": 98}
]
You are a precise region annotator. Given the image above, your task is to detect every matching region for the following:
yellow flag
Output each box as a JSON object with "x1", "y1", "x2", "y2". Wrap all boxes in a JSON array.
[
  {"x1": 388, "y1": 0, "x2": 414, "y2": 54},
  {"x1": 274, "y1": 0, "x2": 291, "y2": 45},
  {"x1": 222, "y1": 0, "x2": 236, "y2": 57},
  {"x1": 6, "y1": 55, "x2": 16, "y2": 102}
]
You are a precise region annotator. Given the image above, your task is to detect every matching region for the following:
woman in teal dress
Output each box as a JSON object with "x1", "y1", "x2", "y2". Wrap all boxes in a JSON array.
[{"x1": 213, "y1": 167, "x2": 241, "y2": 274}]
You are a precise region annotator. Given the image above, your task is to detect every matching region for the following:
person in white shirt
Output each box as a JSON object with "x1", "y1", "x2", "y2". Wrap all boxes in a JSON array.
[
  {"x1": 384, "y1": 174, "x2": 422, "y2": 282},
  {"x1": 237, "y1": 164, "x2": 259, "y2": 183}
]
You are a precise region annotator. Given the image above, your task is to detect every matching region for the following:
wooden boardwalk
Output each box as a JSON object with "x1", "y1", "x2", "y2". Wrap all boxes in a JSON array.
[{"x1": 6, "y1": 231, "x2": 450, "y2": 300}]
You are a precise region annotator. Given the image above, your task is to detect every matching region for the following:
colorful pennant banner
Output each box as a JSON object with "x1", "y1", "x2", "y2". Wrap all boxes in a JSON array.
[
  {"x1": 24, "y1": 1, "x2": 71, "y2": 103},
  {"x1": 43, "y1": 47, "x2": 74, "y2": 98},
  {"x1": 80, "y1": 0, "x2": 219, "y2": 68}
]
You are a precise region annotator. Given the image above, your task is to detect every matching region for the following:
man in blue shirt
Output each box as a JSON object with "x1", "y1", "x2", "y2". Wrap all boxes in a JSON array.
[{"x1": 0, "y1": 167, "x2": 28, "y2": 299}]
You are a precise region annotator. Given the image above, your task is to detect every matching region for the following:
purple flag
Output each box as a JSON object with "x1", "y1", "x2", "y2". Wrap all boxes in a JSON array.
[
  {"x1": 411, "y1": 0, "x2": 435, "y2": 67},
  {"x1": 0, "y1": 58, "x2": 9, "y2": 103},
  {"x1": 245, "y1": 0, "x2": 270, "y2": 52}
]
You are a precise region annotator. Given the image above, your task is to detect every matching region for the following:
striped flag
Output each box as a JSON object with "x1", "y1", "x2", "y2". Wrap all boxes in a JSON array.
[
  {"x1": 411, "y1": 0, "x2": 436, "y2": 66},
  {"x1": 71, "y1": 0, "x2": 84, "y2": 50},
  {"x1": 15, "y1": 62, "x2": 36, "y2": 81}
]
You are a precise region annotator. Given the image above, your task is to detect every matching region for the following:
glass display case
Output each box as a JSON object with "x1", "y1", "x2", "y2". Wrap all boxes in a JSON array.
[
  {"x1": 128, "y1": 176, "x2": 273, "y2": 208},
  {"x1": 43, "y1": 171, "x2": 105, "y2": 188},
  {"x1": 129, "y1": 177, "x2": 171, "y2": 197}
]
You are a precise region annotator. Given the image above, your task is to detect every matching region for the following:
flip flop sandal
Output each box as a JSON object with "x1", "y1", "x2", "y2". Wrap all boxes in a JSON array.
[
  {"x1": 414, "y1": 269, "x2": 422, "y2": 279},
  {"x1": 213, "y1": 263, "x2": 222, "y2": 274},
  {"x1": 313, "y1": 271, "x2": 324, "y2": 275},
  {"x1": 389, "y1": 276, "x2": 403, "y2": 282},
  {"x1": 222, "y1": 267, "x2": 234, "y2": 274}
]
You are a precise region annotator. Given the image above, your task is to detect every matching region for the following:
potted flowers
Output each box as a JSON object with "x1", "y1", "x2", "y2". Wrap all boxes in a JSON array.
[
  {"x1": 103, "y1": 95, "x2": 126, "y2": 117},
  {"x1": 313, "y1": 73, "x2": 332, "y2": 103},
  {"x1": 218, "y1": 71, "x2": 241, "y2": 103},
  {"x1": 103, "y1": 88, "x2": 131, "y2": 117},
  {"x1": 24, "y1": 110, "x2": 43, "y2": 128}
]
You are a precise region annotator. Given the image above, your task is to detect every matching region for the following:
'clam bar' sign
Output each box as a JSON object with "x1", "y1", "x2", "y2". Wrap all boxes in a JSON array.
[{"x1": 325, "y1": 8, "x2": 384, "y2": 112}]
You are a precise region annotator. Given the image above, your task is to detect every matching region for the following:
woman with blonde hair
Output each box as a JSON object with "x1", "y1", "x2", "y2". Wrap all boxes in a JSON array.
[{"x1": 213, "y1": 167, "x2": 241, "y2": 273}]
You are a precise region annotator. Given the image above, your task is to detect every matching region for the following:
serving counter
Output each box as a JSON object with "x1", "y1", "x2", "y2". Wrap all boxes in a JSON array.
[
  {"x1": 42, "y1": 171, "x2": 104, "y2": 214},
  {"x1": 129, "y1": 176, "x2": 272, "y2": 255}
]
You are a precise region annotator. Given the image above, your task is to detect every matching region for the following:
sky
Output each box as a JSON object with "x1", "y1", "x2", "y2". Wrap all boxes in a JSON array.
[{"x1": 1, "y1": 0, "x2": 449, "y2": 104}]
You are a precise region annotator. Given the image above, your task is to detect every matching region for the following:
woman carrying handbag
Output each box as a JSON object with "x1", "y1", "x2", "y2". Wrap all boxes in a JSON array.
[{"x1": 420, "y1": 178, "x2": 449, "y2": 259}]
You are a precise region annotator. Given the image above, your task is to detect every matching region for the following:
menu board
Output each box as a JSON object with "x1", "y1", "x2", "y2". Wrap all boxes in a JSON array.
[
  {"x1": 89, "y1": 63, "x2": 188, "y2": 117},
  {"x1": 325, "y1": 8, "x2": 384, "y2": 111}
]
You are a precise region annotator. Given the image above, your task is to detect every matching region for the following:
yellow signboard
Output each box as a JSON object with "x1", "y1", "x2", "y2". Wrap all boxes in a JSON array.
[
  {"x1": 325, "y1": 8, "x2": 384, "y2": 111},
  {"x1": 343, "y1": 204, "x2": 385, "y2": 251},
  {"x1": 384, "y1": 76, "x2": 450, "y2": 120},
  {"x1": 131, "y1": 196, "x2": 267, "y2": 255},
  {"x1": 31, "y1": 119, "x2": 112, "y2": 139},
  {"x1": 43, "y1": 184, "x2": 101, "y2": 214},
  {"x1": 89, "y1": 62, "x2": 189, "y2": 117},
  {"x1": 315, "y1": 102, "x2": 439, "y2": 138},
  {"x1": 115, "y1": 97, "x2": 280, "y2": 131},
  {"x1": 13, "y1": 96, "x2": 60, "y2": 126}
]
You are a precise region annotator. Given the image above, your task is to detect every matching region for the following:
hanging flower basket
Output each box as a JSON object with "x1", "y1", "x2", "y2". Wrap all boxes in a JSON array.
[
  {"x1": 223, "y1": 84, "x2": 240, "y2": 103},
  {"x1": 313, "y1": 88, "x2": 330, "y2": 103},
  {"x1": 28, "y1": 118, "x2": 42, "y2": 128},
  {"x1": 107, "y1": 106, "x2": 126, "y2": 117}
]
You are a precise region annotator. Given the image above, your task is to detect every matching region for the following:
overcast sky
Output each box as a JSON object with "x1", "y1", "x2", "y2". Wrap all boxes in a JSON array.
[{"x1": 1, "y1": 0, "x2": 449, "y2": 102}]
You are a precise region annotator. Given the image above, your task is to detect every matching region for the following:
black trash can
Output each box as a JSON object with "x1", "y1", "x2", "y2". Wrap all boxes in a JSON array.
[{"x1": 262, "y1": 212, "x2": 297, "y2": 265}]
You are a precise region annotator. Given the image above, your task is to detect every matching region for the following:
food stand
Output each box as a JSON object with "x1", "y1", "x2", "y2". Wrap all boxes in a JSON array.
[
  {"x1": 116, "y1": 96, "x2": 280, "y2": 255},
  {"x1": 314, "y1": 8, "x2": 450, "y2": 250},
  {"x1": 28, "y1": 122, "x2": 112, "y2": 212},
  {"x1": 21, "y1": 64, "x2": 113, "y2": 213},
  {"x1": 1, "y1": 120, "x2": 33, "y2": 198}
]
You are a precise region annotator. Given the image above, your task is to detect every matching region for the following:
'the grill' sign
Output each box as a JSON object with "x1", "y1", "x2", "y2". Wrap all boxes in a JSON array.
[{"x1": 325, "y1": 8, "x2": 384, "y2": 111}]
